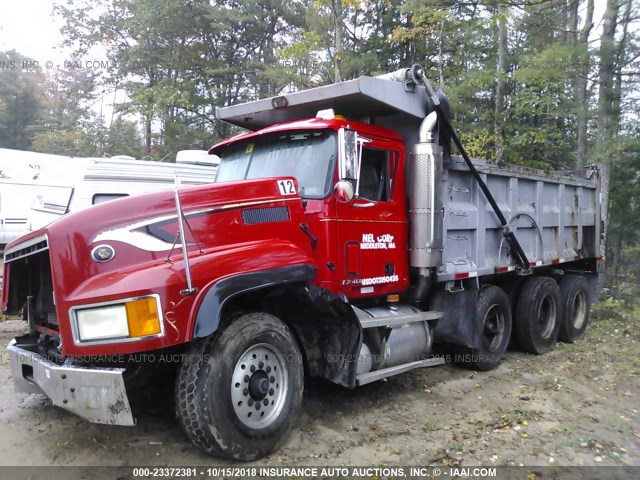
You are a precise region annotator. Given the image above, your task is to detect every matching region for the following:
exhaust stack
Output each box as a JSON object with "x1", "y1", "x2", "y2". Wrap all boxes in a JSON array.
[{"x1": 409, "y1": 112, "x2": 443, "y2": 269}]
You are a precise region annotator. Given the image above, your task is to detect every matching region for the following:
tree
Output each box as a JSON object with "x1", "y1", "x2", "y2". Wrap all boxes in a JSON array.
[
  {"x1": 0, "y1": 50, "x2": 49, "y2": 150},
  {"x1": 31, "y1": 122, "x2": 106, "y2": 157},
  {"x1": 607, "y1": 136, "x2": 640, "y2": 273},
  {"x1": 333, "y1": 0, "x2": 344, "y2": 82},
  {"x1": 105, "y1": 116, "x2": 144, "y2": 158},
  {"x1": 56, "y1": 0, "x2": 307, "y2": 156},
  {"x1": 596, "y1": 0, "x2": 620, "y2": 230},
  {"x1": 574, "y1": 0, "x2": 594, "y2": 168},
  {"x1": 31, "y1": 66, "x2": 106, "y2": 156},
  {"x1": 495, "y1": 4, "x2": 508, "y2": 163}
]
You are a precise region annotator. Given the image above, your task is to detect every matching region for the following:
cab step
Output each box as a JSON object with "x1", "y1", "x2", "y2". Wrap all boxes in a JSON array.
[
  {"x1": 356, "y1": 357, "x2": 445, "y2": 386},
  {"x1": 358, "y1": 310, "x2": 443, "y2": 329}
]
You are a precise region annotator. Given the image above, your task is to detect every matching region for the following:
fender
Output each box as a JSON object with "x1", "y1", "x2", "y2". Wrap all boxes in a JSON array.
[
  {"x1": 53, "y1": 240, "x2": 315, "y2": 356},
  {"x1": 193, "y1": 263, "x2": 316, "y2": 338}
]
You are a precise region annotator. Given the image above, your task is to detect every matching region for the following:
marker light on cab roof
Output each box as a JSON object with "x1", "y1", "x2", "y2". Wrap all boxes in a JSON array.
[{"x1": 316, "y1": 109, "x2": 335, "y2": 119}]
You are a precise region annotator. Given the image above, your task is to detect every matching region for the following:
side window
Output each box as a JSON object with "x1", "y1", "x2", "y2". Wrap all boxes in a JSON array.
[
  {"x1": 92, "y1": 193, "x2": 129, "y2": 205},
  {"x1": 358, "y1": 148, "x2": 392, "y2": 201}
]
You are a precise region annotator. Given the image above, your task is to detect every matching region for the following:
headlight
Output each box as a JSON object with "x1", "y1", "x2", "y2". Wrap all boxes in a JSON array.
[
  {"x1": 76, "y1": 305, "x2": 128, "y2": 341},
  {"x1": 74, "y1": 296, "x2": 162, "y2": 343}
]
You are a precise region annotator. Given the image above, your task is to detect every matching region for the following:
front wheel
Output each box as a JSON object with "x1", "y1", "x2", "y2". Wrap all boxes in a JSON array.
[{"x1": 176, "y1": 312, "x2": 303, "y2": 460}]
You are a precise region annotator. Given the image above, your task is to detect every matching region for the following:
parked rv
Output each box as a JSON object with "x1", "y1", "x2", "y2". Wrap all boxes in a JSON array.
[
  {"x1": 0, "y1": 149, "x2": 219, "y2": 248},
  {"x1": 0, "y1": 149, "x2": 74, "y2": 247}
]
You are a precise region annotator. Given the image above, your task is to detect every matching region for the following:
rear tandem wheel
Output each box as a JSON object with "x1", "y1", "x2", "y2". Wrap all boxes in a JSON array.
[
  {"x1": 558, "y1": 274, "x2": 591, "y2": 343},
  {"x1": 456, "y1": 285, "x2": 512, "y2": 371},
  {"x1": 514, "y1": 276, "x2": 562, "y2": 355}
]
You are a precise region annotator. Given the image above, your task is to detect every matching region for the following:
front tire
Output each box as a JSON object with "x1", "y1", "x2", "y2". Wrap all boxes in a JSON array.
[
  {"x1": 176, "y1": 312, "x2": 303, "y2": 460},
  {"x1": 514, "y1": 276, "x2": 561, "y2": 354}
]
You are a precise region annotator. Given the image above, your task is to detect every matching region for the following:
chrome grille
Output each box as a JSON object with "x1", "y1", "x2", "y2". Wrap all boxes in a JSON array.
[
  {"x1": 5, "y1": 235, "x2": 58, "y2": 334},
  {"x1": 5, "y1": 235, "x2": 48, "y2": 263}
]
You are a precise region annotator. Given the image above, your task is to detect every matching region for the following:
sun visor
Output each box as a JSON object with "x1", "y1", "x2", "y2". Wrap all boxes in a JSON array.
[{"x1": 215, "y1": 77, "x2": 434, "y2": 131}]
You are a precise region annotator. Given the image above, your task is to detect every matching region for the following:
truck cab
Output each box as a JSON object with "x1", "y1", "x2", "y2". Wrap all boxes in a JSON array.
[{"x1": 211, "y1": 116, "x2": 410, "y2": 299}]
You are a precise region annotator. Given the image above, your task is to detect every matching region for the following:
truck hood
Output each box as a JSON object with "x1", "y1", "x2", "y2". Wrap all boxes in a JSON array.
[
  {"x1": 46, "y1": 176, "x2": 303, "y2": 244},
  {"x1": 12, "y1": 177, "x2": 312, "y2": 302},
  {"x1": 3, "y1": 176, "x2": 317, "y2": 356}
]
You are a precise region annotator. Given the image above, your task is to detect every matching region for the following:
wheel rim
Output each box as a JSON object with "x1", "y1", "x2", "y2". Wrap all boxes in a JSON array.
[
  {"x1": 571, "y1": 290, "x2": 588, "y2": 330},
  {"x1": 482, "y1": 304, "x2": 505, "y2": 352},
  {"x1": 538, "y1": 295, "x2": 556, "y2": 339},
  {"x1": 231, "y1": 343, "x2": 288, "y2": 429}
]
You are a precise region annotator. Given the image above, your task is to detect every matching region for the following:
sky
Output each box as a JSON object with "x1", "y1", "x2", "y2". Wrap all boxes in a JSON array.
[
  {"x1": 0, "y1": 1, "x2": 127, "y2": 126},
  {"x1": 0, "y1": 0, "x2": 68, "y2": 67}
]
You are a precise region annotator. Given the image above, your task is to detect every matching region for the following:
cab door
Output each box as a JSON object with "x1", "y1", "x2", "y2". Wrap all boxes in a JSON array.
[{"x1": 335, "y1": 133, "x2": 409, "y2": 299}]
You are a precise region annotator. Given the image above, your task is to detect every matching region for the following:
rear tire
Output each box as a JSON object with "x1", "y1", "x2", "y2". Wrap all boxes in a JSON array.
[
  {"x1": 558, "y1": 274, "x2": 590, "y2": 343},
  {"x1": 514, "y1": 276, "x2": 561, "y2": 354},
  {"x1": 456, "y1": 285, "x2": 512, "y2": 371},
  {"x1": 175, "y1": 312, "x2": 303, "y2": 460}
]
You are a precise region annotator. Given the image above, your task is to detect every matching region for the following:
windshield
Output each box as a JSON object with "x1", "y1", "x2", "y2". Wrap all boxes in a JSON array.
[{"x1": 215, "y1": 130, "x2": 336, "y2": 198}]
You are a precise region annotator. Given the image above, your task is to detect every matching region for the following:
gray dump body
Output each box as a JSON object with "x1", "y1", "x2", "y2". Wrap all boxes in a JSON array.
[
  {"x1": 434, "y1": 157, "x2": 600, "y2": 282},
  {"x1": 217, "y1": 74, "x2": 602, "y2": 282}
]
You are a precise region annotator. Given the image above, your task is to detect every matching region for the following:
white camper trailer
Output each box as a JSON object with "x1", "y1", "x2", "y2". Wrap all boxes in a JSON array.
[
  {"x1": 0, "y1": 149, "x2": 78, "y2": 247},
  {"x1": 0, "y1": 148, "x2": 219, "y2": 248}
]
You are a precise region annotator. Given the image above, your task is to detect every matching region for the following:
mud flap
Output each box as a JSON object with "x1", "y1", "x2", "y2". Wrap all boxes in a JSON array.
[{"x1": 429, "y1": 287, "x2": 482, "y2": 349}]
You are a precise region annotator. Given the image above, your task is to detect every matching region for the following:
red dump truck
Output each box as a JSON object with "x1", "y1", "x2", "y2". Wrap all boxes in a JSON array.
[{"x1": 2, "y1": 66, "x2": 603, "y2": 460}]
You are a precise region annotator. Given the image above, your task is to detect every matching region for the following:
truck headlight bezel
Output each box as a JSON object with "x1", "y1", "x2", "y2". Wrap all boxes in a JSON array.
[{"x1": 70, "y1": 294, "x2": 164, "y2": 345}]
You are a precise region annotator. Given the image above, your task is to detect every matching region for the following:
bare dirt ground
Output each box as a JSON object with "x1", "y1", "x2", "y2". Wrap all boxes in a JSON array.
[{"x1": 0, "y1": 303, "x2": 638, "y2": 472}]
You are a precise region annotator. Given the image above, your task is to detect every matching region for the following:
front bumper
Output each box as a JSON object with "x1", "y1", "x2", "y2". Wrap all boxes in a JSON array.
[{"x1": 7, "y1": 339, "x2": 135, "y2": 426}]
